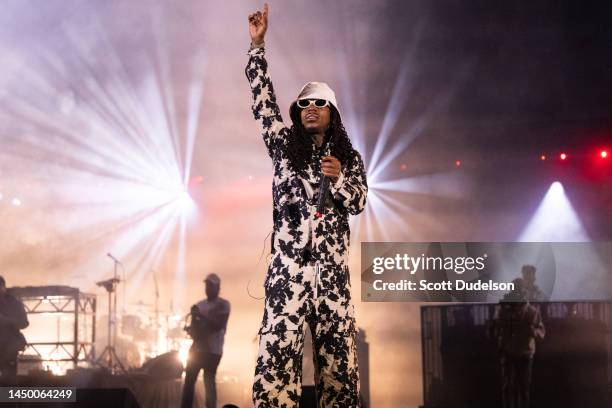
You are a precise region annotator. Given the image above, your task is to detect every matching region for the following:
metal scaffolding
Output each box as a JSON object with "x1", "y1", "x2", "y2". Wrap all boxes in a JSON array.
[{"x1": 9, "y1": 286, "x2": 96, "y2": 373}]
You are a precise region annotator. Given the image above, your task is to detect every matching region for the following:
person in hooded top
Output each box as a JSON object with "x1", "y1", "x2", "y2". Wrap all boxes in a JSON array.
[{"x1": 246, "y1": 3, "x2": 367, "y2": 407}]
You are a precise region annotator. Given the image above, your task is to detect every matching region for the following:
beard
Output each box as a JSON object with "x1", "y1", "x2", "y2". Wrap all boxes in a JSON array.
[{"x1": 302, "y1": 123, "x2": 324, "y2": 135}]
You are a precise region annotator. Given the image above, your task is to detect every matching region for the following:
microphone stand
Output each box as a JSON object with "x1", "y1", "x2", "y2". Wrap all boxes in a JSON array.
[
  {"x1": 153, "y1": 270, "x2": 160, "y2": 356},
  {"x1": 109, "y1": 255, "x2": 119, "y2": 353},
  {"x1": 94, "y1": 253, "x2": 126, "y2": 374}
]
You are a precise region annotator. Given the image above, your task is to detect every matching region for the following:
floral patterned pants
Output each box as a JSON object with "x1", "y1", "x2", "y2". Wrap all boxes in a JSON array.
[{"x1": 252, "y1": 255, "x2": 360, "y2": 407}]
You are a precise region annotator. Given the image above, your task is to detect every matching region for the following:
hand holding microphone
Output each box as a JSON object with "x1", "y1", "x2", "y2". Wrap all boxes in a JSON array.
[
  {"x1": 321, "y1": 156, "x2": 341, "y2": 180},
  {"x1": 316, "y1": 156, "x2": 341, "y2": 218}
]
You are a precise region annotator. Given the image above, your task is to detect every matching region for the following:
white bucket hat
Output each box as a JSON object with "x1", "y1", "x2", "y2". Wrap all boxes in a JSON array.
[{"x1": 290, "y1": 81, "x2": 340, "y2": 124}]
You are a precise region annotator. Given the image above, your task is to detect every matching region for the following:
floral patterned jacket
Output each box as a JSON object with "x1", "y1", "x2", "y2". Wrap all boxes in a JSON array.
[{"x1": 245, "y1": 46, "x2": 367, "y2": 268}]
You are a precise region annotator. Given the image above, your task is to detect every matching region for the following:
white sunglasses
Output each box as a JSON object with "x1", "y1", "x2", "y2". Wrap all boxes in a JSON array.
[{"x1": 296, "y1": 99, "x2": 330, "y2": 109}]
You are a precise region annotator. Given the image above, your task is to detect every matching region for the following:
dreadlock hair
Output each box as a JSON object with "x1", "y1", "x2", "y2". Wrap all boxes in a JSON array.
[{"x1": 286, "y1": 106, "x2": 356, "y2": 175}]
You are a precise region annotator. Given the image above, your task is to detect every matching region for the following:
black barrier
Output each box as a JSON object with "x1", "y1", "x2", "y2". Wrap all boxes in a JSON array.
[{"x1": 421, "y1": 302, "x2": 611, "y2": 408}]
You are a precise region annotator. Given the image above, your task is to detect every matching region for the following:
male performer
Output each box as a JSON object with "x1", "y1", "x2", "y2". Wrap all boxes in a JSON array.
[
  {"x1": 246, "y1": 4, "x2": 367, "y2": 407},
  {"x1": 491, "y1": 278, "x2": 545, "y2": 408},
  {"x1": 0, "y1": 276, "x2": 29, "y2": 383},
  {"x1": 181, "y1": 273, "x2": 231, "y2": 408}
]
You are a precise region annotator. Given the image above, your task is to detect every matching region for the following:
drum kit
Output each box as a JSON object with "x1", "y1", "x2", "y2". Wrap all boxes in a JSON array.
[{"x1": 123, "y1": 301, "x2": 189, "y2": 358}]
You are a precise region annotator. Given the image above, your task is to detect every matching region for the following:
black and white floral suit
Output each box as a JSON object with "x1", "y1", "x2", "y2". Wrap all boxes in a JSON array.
[{"x1": 246, "y1": 46, "x2": 367, "y2": 408}]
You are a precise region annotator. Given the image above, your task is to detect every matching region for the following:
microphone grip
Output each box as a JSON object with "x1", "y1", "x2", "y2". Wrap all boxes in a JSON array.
[{"x1": 315, "y1": 176, "x2": 331, "y2": 218}]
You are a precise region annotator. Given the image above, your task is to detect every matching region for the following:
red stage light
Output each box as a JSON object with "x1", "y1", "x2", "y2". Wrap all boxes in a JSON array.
[
  {"x1": 560, "y1": 153, "x2": 567, "y2": 160},
  {"x1": 540, "y1": 155, "x2": 546, "y2": 161},
  {"x1": 600, "y1": 150, "x2": 608, "y2": 159},
  {"x1": 455, "y1": 160, "x2": 461, "y2": 167},
  {"x1": 188, "y1": 175, "x2": 204, "y2": 188},
  {"x1": 400, "y1": 163, "x2": 407, "y2": 171}
]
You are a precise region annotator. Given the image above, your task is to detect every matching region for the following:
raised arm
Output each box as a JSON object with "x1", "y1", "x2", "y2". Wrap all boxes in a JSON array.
[
  {"x1": 246, "y1": 3, "x2": 289, "y2": 159},
  {"x1": 329, "y1": 151, "x2": 368, "y2": 215}
]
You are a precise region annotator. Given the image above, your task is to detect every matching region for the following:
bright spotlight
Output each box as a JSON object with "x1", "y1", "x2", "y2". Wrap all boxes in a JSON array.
[
  {"x1": 600, "y1": 150, "x2": 608, "y2": 159},
  {"x1": 540, "y1": 154, "x2": 546, "y2": 161},
  {"x1": 176, "y1": 190, "x2": 195, "y2": 213},
  {"x1": 549, "y1": 181, "x2": 564, "y2": 194},
  {"x1": 560, "y1": 153, "x2": 567, "y2": 161},
  {"x1": 519, "y1": 181, "x2": 588, "y2": 241},
  {"x1": 0, "y1": 5, "x2": 204, "y2": 313}
]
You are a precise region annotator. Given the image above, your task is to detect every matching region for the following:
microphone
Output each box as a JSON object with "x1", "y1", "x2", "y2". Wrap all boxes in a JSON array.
[
  {"x1": 315, "y1": 137, "x2": 331, "y2": 218},
  {"x1": 107, "y1": 253, "x2": 122, "y2": 264},
  {"x1": 315, "y1": 135, "x2": 334, "y2": 219},
  {"x1": 315, "y1": 176, "x2": 330, "y2": 218}
]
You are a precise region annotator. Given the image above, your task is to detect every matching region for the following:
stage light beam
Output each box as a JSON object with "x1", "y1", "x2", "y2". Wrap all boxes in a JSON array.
[
  {"x1": 519, "y1": 181, "x2": 588, "y2": 241},
  {"x1": 0, "y1": 5, "x2": 202, "y2": 313},
  {"x1": 176, "y1": 189, "x2": 195, "y2": 214}
]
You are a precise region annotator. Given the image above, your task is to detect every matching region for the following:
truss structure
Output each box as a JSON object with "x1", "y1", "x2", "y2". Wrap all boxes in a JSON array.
[{"x1": 10, "y1": 286, "x2": 96, "y2": 373}]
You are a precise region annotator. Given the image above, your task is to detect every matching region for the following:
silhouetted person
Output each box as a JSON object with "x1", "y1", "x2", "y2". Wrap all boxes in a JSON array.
[
  {"x1": 490, "y1": 278, "x2": 545, "y2": 408},
  {"x1": 521, "y1": 265, "x2": 548, "y2": 302},
  {"x1": 441, "y1": 308, "x2": 475, "y2": 406},
  {"x1": 181, "y1": 273, "x2": 230, "y2": 408},
  {"x1": 0, "y1": 276, "x2": 29, "y2": 384}
]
